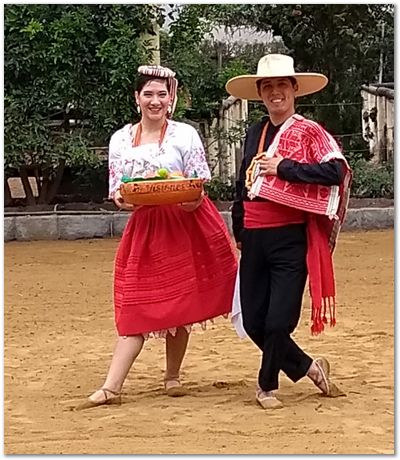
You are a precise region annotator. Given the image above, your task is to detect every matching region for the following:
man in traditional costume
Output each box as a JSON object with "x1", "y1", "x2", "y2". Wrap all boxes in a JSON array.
[{"x1": 226, "y1": 54, "x2": 352, "y2": 409}]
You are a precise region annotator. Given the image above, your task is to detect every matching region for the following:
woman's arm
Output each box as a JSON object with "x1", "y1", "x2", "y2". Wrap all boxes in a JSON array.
[
  {"x1": 179, "y1": 126, "x2": 211, "y2": 211},
  {"x1": 108, "y1": 131, "x2": 134, "y2": 210},
  {"x1": 182, "y1": 126, "x2": 212, "y2": 180}
]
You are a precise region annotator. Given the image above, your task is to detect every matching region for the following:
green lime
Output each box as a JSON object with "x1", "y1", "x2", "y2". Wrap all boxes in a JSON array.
[{"x1": 157, "y1": 168, "x2": 169, "y2": 178}]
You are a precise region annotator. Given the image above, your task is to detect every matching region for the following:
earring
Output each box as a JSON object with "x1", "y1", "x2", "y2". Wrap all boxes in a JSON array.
[
  {"x1": 137, "y1": 106, "x2": 141, "y2": 114},
  {"x1": 167, "y1": 105, "x2": 172, "y2": 115}
]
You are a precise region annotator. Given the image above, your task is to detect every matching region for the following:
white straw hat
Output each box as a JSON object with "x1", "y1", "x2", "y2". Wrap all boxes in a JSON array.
[{"x1": 225, "y1": 54, "x2": 328, "y2": 100}]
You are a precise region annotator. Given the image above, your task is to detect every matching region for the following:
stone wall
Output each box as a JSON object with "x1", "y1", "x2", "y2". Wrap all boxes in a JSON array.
[{"x1": 4, "y1": 208, "x2": 394, "y2": 242}]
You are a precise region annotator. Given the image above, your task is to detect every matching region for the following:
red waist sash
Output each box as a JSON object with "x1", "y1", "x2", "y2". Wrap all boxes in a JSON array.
[
  {"x1": 244, "y1": 200, "x2": 306, "y2": 228},
  {"x1": 242, "y1": 200, "x2": 335, "y2": 335}
]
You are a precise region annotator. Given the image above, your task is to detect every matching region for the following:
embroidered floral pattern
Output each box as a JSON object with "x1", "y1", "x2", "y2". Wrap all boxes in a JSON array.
[{"x1": 108, "y1": 121, "x2": 211, "y2": 199}]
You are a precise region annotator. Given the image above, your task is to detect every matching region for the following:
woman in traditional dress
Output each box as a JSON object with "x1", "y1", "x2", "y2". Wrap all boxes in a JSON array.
[{"x1": 76, "y1": 65, "x2": 237, "y2": 409}]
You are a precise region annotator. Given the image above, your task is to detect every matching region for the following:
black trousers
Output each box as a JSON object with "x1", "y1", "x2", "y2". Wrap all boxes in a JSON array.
[{"x1": 240, "y1": 224, "x2": 313, "y2": 392}]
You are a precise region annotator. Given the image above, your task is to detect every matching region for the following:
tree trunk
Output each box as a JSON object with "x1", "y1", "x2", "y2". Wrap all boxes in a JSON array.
[
  {"x1": 19, "y1": 166, "x2": 36, "y2": 206},
  {"x1": 46, "y1": 160, "x2": 66, "y2": 204},
  {"x1": 33, "y1": 166, "x2": 42, "y2": 197},
  {"x1": 37, "y1": 170, "x2": 49, "y2": 204},
  {"x1": 139, "y1": 5, "x2": 160, "y2": 65}
]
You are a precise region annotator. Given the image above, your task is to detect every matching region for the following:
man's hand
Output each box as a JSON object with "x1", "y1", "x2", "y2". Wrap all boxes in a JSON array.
[
  {"x1": 113, "y1": 189, "x2": 139, "y2": 211},
  {"x1": 258, "y1": 153, "x2": 284, "y2": 176},
  {"x1": 236, "y1": 242, "x2": 242, "y2": 251}
]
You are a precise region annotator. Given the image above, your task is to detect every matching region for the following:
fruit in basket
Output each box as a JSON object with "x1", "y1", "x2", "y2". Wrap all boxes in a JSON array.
[
  {"x1": 170, "y1": 171, "x2": 184, "y2": 178},
  {"x1": 119, "y1": 167, "x2": 203, "y2": 206},
  {"x1": 157, "y1": 168, "x2": 169, "y2": 179},
  {"x1": 121, "y1": 167, "x2": 190, "y2": 184}
]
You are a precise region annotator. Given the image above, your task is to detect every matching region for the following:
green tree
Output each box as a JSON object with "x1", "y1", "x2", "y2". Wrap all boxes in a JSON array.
[
  {"x1": 182, "y1": 4, "x2": 394, "y2": 157},
  {"x1": 4, "y1": 4, "x2": 161, "y2": 205}
]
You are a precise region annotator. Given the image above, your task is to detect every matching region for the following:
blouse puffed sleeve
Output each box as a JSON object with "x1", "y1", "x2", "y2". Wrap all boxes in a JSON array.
[
  {"x1": 108, "y1": 131, "x2": 124, "y2": 199},
  {"x1": 182, "y1": 126, "x2": 212, "y2": 181}
]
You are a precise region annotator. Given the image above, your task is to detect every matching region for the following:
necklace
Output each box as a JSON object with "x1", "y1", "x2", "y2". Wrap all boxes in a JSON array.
[{"x1": 132, "y1": 120, "x2": 168, "y2": 148}]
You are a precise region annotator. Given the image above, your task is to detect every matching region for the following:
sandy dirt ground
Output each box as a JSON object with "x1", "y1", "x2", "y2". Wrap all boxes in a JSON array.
[{"x1": 4, "y1": 230, "x2": 394, "y2": 455}]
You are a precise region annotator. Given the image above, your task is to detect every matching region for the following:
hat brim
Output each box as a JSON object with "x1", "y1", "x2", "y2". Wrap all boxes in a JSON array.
[{"x1": 225, "y1": 73, "x2": 328, "y2": 100}]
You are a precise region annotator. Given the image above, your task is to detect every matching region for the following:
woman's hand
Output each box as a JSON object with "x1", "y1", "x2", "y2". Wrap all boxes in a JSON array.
[
  {"x1": 113, "y1": 190, "x2": 139, "y2": 211},
  {"x1": 178, "y1": 192, "x2": 204, "y2": 212}
]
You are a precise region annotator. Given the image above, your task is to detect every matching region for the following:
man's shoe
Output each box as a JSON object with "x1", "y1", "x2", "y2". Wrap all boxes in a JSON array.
[
  {"x1": 255, "y1": 388, "x2": 283, "y2": 410},
  {"x1": 312, "y1": 357, "x2": 346, "y2": 397}
]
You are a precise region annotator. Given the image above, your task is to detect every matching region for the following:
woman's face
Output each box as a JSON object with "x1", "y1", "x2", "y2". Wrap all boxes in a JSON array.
[{"x1": 135, "y1": 79, "x2": 172, "y2": 122}]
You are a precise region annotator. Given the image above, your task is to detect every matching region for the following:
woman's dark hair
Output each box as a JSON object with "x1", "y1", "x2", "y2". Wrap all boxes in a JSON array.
[
  {"x1": 256, "y1": 76, "x2": 297, "y2": 92},
  {"x1": 135, "y1": 74, "x2": 170, "y2": 93}
]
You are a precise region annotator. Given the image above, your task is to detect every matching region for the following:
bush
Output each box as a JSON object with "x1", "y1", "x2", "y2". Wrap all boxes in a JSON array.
[
  {"x1": 70, "y1": 162, "x2": 109, "y2": 202},
  {"x1": 350, "y1": 159, "x2": 394, "y2": 198},
  {"x1": 204, "y1": 177, "x2": 235, "y2": 201}
]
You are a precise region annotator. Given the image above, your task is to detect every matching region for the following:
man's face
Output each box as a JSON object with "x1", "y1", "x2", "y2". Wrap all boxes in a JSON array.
[{"x1": 258, "y1": 77, "x2": 297, "y2": 121}]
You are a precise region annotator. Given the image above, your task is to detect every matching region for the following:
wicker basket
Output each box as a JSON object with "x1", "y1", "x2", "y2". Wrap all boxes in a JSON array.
[{"x1": 120, "y1": 178, "x2": 204, "y2": 206}]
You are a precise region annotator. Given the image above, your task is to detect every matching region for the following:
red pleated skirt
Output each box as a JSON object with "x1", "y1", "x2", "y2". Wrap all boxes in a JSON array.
[{"x1": 113, "y1": 197, "x2": 238, "y2": 336}]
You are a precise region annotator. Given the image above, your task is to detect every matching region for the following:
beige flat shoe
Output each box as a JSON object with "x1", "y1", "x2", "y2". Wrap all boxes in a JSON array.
[
  {"x1": 313, "y1": 357, "x2": 346, "y2": 397},
  {"x1": 256, "y1": 388, "x2": 283, "y2": 410},
  {"x1": 313, "y1": 357, "x2": 331, "y2": 394},
  {"x1": 164, "y1": 378, "x2": 187, "y2": 397},
  {"x1": 75, "y1": 387, "x2": 121, "y2": 410}
]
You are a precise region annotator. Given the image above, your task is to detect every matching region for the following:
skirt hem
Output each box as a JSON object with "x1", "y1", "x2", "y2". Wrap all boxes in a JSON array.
[{"x1": 120, "y1": 313, "x2": 230, "y2": 340}]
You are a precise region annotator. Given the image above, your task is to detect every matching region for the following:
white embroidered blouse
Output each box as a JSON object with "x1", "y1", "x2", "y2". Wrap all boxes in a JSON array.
[{"x1": 108, "y1": 120, "x2": 211, "y2": 198}]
